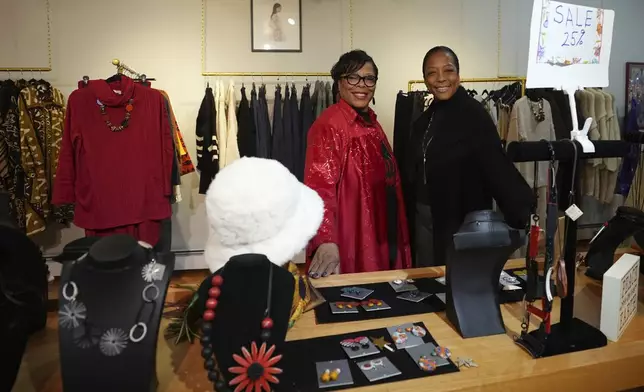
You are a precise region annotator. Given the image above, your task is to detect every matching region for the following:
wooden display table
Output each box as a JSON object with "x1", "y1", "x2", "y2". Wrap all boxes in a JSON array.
[{"x1": 13, "y1": 257, "x2": 644, "y2": 392}]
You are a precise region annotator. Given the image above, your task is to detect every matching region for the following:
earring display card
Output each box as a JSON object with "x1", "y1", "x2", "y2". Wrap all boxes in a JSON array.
[
  {"x1": 340, "y1": 336, "x2": 381, "y2": 359},
  {"x1": 315, "y1": 360, "x2": 354, "y2": 389},
  {"x1": 360, "y1": 299, "x2": 391, "y2": 312},
  {"x1": 500, "y1": 271, "x2": 521, "y2": 286},
  {"x1": 388, "y1": 279, "x2": 418, "y2": 293},
  {"x1": 396, "y1": 290, "x2": 431, "y2": 303},
  {"x1": 329, "y1": 302, "x2": 359, "y2": 314},
  {"x1": 356, "y1": 356, "x2": 401, "y2": 382},
  {"x1": 387, "y1": 323, "x2": 426, "y2": 349},
  {"x1": 279, "y1": 323, "x2": 459, "y2": 390},
  {"x1": 434, "y1": 292, "x2": 446, "y2": 304},
  {"x1": 406, "y1": 343, "x2": 451, "y2": 370},
  {"x1": 340, "y1": 286, "x2": 374, "y2": 300}
]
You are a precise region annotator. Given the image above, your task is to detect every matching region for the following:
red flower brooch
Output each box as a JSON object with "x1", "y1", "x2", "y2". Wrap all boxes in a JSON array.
[{"x1": 228, "y1": 341, "x2": 283, "y2": 392}]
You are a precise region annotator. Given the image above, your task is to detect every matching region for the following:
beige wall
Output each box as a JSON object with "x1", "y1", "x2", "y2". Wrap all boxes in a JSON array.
[{"x1": 2, "y1": 0, "x2": 644, "y2": 271}]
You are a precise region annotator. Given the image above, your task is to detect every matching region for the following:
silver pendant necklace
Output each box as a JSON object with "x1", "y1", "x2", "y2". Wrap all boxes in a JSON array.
[
  {"x1": 422, "y1": 113, "x2": 435, "y2": 185},
  {"x1": 58, "y1": 242, "x2": 166, "y2": 356}
]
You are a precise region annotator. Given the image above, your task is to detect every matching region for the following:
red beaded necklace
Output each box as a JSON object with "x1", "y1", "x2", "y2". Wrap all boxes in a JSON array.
[
  {"x1": 97, "y1": 98, "x2": 134, "y2": 132},
  {"x1": 201, "y1": 263, "x2": 283, "y2": 392}
]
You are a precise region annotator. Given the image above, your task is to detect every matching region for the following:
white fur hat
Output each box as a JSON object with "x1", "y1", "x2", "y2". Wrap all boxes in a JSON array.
[{"x1": 204, "y1": 157, "x2": 324, "y2": 272}]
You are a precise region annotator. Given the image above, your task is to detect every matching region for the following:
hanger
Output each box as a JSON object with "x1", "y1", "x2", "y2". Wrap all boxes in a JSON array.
[{"x1": 105, "y1": 73, "x2": 122, "y2": 83}]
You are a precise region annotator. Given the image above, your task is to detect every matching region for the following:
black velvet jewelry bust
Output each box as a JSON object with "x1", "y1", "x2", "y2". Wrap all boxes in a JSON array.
[
  {"x1": 196, "y1": 254, "x2": 295, "y2": 391},
  {"x1": 445, "y1": 210, "x2": 525, "y2": 338},
  {"x1": 586, "y1": 206, "x2": 644, "y2": 280},
  {"x1": 58, "y1": 234, "x2": 175, "y2": 392}
]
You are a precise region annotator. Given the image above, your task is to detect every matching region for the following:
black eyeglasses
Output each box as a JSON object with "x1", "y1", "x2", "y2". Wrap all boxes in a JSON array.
[{"x1": 343, "y1": 74, "x2": 378, "y2": 87}]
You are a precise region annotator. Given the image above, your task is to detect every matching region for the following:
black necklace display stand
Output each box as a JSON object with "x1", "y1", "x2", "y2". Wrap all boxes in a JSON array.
[
  {"x1": 445, "y1": 210, "x2": 525, "y2": 338},
  {"x1": 197, "y1": 254, "x2": 295, "y2": 391},
  {"x1": 58, "y1": 234, "x2": 175, "y2": 392},
  {"x1": 506, "y1": 135, "x2": 642, "y2": 358}
]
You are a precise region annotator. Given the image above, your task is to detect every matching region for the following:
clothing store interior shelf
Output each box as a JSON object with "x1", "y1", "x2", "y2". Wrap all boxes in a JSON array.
[
  {"x1": 314, "y1": 269, "x2": 526, "y2": 324},
  {"x1": 278, "y1": 322, "x2": 458, "y2": 391}
]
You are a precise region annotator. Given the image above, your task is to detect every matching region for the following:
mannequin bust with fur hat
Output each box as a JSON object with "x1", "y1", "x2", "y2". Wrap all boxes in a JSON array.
[{"x1": 191, "y1": 158, "x2": 323, "y2": 391}]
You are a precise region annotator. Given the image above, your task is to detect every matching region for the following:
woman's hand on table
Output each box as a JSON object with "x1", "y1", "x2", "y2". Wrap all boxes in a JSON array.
[{"x1": 309, "y1": 243, "x2": 340, "y2": 279}]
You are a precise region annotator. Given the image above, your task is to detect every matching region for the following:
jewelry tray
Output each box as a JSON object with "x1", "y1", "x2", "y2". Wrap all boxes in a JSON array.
[
  {"x1": 277, "y1": 322, "x2": 459, "y2": 391},
  {"x1": 314, "y1": 269, "x2": 527, "y2": 324}
]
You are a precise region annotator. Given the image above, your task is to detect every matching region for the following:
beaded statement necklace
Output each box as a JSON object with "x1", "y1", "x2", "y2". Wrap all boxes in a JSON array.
[
  {"x1": 58, "y1": 242, "x2": 165, "y2": 356},
  {"x1": 97, "y1": 98, "x2": 134, "y2": 132},
  {"x1": 201, "y1": 263, "x2": 283, "y2": 392},
  {"x1": 528, "y1": 98, "x2": 546, "y2": 123}
]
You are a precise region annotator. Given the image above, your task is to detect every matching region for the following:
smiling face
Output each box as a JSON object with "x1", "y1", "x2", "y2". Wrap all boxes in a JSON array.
[
  {"x1": 338, "y1": 62, "x2": 377, "y2": 111},
  {"x1": 423, "y1": 51, "x2": 460, "y2": 101}
]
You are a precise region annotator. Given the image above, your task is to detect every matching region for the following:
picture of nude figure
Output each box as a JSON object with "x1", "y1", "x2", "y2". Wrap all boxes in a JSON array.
[{"x1": 251, "y1": 0, "x2": 302, "y2": 52}]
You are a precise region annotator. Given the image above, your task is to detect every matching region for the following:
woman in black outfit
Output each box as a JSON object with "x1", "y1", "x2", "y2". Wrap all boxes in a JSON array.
[{"x1": 409, "y1": 46, "x2": 534, "y2": 267}]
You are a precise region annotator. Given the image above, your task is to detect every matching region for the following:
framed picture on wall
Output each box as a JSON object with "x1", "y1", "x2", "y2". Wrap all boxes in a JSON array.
[
  {"x1": 251, "y1": 0, "x2": 302, "y2": 52},
  {"x1": 625, "y1": 62, "x2": 644, "y2": 130}
]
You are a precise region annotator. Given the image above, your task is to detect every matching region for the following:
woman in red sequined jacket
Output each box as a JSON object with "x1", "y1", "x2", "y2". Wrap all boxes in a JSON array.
[{"x1": 304, "y1": 50, "x2": 411, "y2": 277}]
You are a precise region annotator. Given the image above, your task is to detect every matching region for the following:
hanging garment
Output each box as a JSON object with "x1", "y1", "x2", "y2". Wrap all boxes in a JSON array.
[
  {"x1": 506, "y1": 96, "x2": 556, "y2": 226},
  {"x1": 393, "y1": 91, "x2": 427, "y2": 266},
  {"x1": 289, "y1": 84, "x2": 300, "y2": 176},
  {"x1": 18, "y1": 82, "x2": 72, "y2": 235},
  {"x1": 304, "y1": 99, "x2": 412, "y2": 273},
  {"x1": 225, "y1": 80, "x2": 240, "y2": 165},
  {"x1": 281, "y1": 85, "x2": 293, "y2": 170},
  {"x1": 600, "y1": 91, "x2": 621, "y2": 204},
  {"x1": 159, "y1": 90, "x2": 194, "y2": 176},
  {"x1": 215, "y1": 80, "x2": 228, "y2": 168},
  {"x1": 160, "y1": 94, "x2": 182, "y2": 203},
  {"x1": 311, "y1": 81, "x2": 321, "y2": 119},
  {"x1": 576, "y1": 90, "x2": 602, "y2": 198},
  {"x1": 298, "y1": 84, "x2": 313, "y2": 181},
  {"x1": 315, "y1": 81, "x2": 326, "y2": 118},
  {"x1": 237, "y1": 86, "x2": 256, "y2": 157},
  {"x1": 0, "y1": 80, "x2": 27, "y2": 229},
  {"x1": 196, "y1": 86, "x2": 219, "y2": 194},
  {"x1": 324, "y1": 82, "x2": 333, "y2": 110},
  {"x1": 53, "y1": 75, "x2": 174, "y2": 244},
  {"x1": 271, "y1": 85, "x2": 286, "y2": 166},
  {"x1": 255, "y1": 85, "x2": 272, "y2": 158},
  {"x1": 618, "y1": 98, "x2": 641, "y2": 197}
]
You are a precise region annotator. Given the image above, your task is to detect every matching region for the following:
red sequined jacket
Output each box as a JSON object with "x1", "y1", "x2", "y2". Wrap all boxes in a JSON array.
[{"x1": 304, "y1": 99, "x2": 411, "y2": 273}]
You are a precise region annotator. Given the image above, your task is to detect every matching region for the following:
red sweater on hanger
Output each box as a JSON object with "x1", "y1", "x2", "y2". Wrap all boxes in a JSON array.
[{"x1": 53, "y1": 75, "x2": 174, "y2": 231}]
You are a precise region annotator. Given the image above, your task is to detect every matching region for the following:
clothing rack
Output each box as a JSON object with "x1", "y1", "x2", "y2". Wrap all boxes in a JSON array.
[
  {"x1": 0, "y1": 67, "x2": 52, "y2": 72},
  {"x1": 407, "y1": 77, "x2": 526, "y2": 96},
  {"x1": 201, "y1": 71, "x2": 330, "y2": 78},
  {"x1": 505, "y1": 134, "x2": 642, "y2": 357}
]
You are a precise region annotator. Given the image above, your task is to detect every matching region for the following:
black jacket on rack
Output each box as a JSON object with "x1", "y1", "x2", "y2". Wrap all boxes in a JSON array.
[
  {"x1": 289, "y1": 85, "x2": 300, "y2": 175},
  {"x1": 272, "y1": 85, "x2": 287, "y2": 167},
  {"x1": 196, "y1": 86, "x2": 219, "y2": 194},
  {"x1": 237, "y1": 86, "x2": 256, "y2": 157},
  {"x1": 298, "y1": 84, "x2": 313, "y2": 181},
  {"x1": 256, "y1": 85, "x2": 272, "y2": 158},
  {"x1": 408, "y1": 86, "x2": 534, "y2": 267}
]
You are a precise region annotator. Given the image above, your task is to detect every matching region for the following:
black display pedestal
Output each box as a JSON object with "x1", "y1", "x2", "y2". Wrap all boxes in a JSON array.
[
  {"x1": 445, "y1": 211, "x2": 524, "y2": 338},
  {"x1": 58, "y1": 235, "x2": 175, "y2": 392},
  {"x1": 525, "y1": 318, "x2": 607, "y2": 357},
  {"x1": 585, "y1": 206, "x2": 644, "y2": 280}
]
